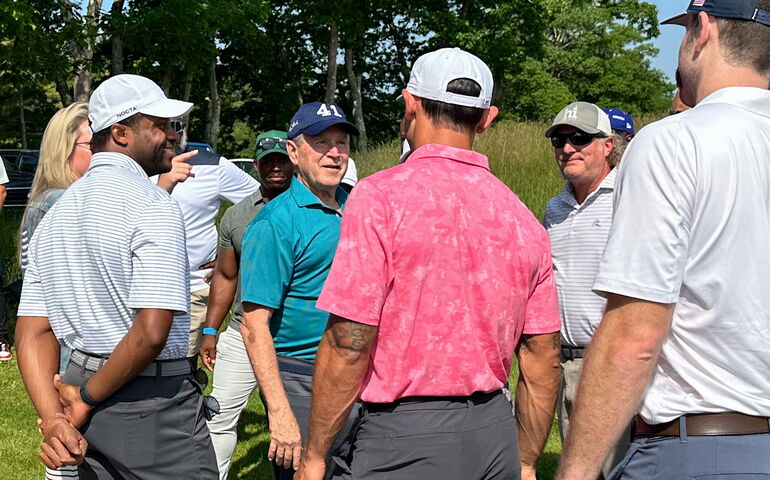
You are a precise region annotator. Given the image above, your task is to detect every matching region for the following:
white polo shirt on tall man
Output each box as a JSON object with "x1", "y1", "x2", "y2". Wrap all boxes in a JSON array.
[
  {"x1": 19, "y1": 152, "x2": 191, "y2": 360},
  {"x1": 544, "y1": 168, "x2": 616, "y2": 348},
  {"x1": 593, "y1": 87, "x2": 770, "y2": 424}
]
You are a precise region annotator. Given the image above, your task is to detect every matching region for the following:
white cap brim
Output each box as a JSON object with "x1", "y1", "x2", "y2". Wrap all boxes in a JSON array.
[{"x1": 139, "y1": 98, "x2": 193, "y2": 119}]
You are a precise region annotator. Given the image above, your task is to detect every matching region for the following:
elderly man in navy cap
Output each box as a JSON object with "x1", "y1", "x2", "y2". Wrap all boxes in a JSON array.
[
  {"x1": 238, "y1": 102, "x2": 360, "y2": 480},
  {"x1": 557, "y1": 0, "x2": 770, "y2": 478}
]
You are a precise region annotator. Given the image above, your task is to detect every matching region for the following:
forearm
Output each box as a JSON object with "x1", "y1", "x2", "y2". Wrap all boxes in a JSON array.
[
  {"x1": 515, "y1": 332, "x2": 561, "y2": 468},
  {"x1": 16, "y1": 316, "x2": 64, "y2": 419},
  {"x1": 84, "y1": 308, "x2": 173, "y2": 402},
  {"x1": 204, "y1": 273, "x2": 237, "y2": 330},
  {"x1": 304, "y1": 317, "x2": 374, "y2": 461},
  {"x1": 556, "y1": 296, "x2": 672, "y2": 480},
  {"x1": 242, "y1": 308, "x2": 292, "y2": 414}
]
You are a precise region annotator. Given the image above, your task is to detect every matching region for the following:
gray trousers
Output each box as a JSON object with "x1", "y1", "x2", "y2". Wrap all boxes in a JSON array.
[
  {"x1": 62, "y1": 359, "x2": 218, "y2": 480},
  {"x1": 262, "y1": 355, "x2": 360, "y2": 480},
  {"x1": 608, "y1": 426, "x2": 770, "y2": 479},
  {"x1": 559, "y1": 357, "x2": 631, "y2": 478},
  {"x1": 334, "y1": 389, "x2": 520, "y2": 480}
]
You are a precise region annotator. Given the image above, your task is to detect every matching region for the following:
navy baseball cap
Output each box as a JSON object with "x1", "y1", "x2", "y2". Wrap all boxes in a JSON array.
[
  {"x1": 287, "y1": 102, "x2": 359, "y2": 140},
  {"x1": 663, "y1": 0, "x2": 770, "y2": 26},
  {"x1": 602, "y1": 108, "x2": 635, "y2": 136}
]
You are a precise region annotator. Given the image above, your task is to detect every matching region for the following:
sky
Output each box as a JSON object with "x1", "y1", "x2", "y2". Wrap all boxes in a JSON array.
[
  {"x1": 650, "y1": 0, "x2": 686, "y2": 82},
  {"x1": 91, "y1": 0, "x2": 684, "y2": 82}
]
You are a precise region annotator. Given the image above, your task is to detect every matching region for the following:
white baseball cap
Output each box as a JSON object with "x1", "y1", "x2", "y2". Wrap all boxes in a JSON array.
[
  {"x1": 88, "y1": 74, "x2": 193, "y2": 133},
  {"x1": 405, "y1": 47, "x2": 493, "y2": 109}
]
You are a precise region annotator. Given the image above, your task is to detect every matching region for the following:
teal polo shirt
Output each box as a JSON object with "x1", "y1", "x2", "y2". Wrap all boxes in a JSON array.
[{"x1": 240, "y1": 177, "x2": 348, "y2": 359}]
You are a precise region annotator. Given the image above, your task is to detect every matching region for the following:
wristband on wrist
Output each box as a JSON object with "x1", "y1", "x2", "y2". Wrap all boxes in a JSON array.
[
  {"x1": 80, "y1": 381, "x2": 100, "y2": 408},
  {"x1": 202, "y1": 328, "x2": 218, "y2": 336}
]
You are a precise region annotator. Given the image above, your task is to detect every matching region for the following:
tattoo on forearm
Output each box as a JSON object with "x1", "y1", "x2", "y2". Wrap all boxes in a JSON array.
[{"x1": 329, "y1": 318, "x2": 376, "y2": 353}]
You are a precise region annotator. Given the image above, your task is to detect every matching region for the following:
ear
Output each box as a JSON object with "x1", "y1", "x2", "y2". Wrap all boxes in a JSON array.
[
  {"x1": 604, "y1": 135, "x2": 615, "y2": 156},
  {"x1": 111, "y1": 123, "x2": 130, "y2": 147},
  {"x1": 401, "y1": 89, "x2": 418, "y2": 121},
  {"x1": 476, "y1": 106, "x2": 499, "y2": 133},
  {"x1": 286, "y1": 139, "x2": 301, "y2": 167},
  {"x1": 693, "y1": 11, "x2": 714, "y2": 55}
]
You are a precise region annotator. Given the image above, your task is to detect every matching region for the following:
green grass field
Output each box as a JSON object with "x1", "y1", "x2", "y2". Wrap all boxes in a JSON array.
[{"x1": 0, "y1": 119, "x2": 567, "y2": 479}]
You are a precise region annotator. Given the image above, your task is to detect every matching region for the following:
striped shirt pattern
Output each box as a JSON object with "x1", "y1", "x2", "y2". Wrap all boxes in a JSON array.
[
  {"x1": 543, "y1": 169, "x2": 616, "y2": 347},
  {"x1": 18, "y1": 152, "x2": 191, "y2": 360}
]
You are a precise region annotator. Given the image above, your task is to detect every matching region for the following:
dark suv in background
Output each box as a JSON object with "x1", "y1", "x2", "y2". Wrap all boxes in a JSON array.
[{"x1": 1, "y1": 149, "x2": 38, "y2": 207}]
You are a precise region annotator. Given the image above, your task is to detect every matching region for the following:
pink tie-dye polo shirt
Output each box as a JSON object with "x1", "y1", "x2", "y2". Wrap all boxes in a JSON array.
[{"x1": 316, "y1": 143, "x2": 560, "y2": 403}]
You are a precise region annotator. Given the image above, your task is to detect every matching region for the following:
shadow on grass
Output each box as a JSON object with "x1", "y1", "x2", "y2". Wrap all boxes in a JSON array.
[
  {"x1": 230, "y1": 408, "x2": 272, "y2": 479},
  {"x1": 537, "y1": 452, "x2": 561, "y2": 480}
]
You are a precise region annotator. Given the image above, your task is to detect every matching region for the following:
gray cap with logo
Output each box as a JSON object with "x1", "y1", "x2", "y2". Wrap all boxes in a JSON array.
[{"x1": 545, "y1": 102, "x2": 613, "y2": 138}]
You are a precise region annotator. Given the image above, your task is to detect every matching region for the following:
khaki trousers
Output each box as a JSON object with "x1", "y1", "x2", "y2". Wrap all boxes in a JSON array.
[{"x1": 187, "y1": 286, "x2": 210, "y2": 357}]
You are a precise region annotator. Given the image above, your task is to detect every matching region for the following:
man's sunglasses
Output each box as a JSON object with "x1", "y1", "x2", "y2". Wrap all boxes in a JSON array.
[
  {"x1": 257, "y1": 137, "x2": 287, "y2": 151},
  {"x1": 170, "y1": 120, "x2": 186, "y2": 136},
  {"x1": 550, "y1": 131, "x2": 605, "y2": 149}
]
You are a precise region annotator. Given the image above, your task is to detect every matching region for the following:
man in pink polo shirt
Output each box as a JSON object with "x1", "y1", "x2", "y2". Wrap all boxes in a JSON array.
[{"x1": 295, "y1": 48, "x2": 561, "y2": 480}]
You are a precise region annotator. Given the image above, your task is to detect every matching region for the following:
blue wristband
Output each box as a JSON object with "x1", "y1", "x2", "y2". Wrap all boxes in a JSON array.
[{"x1": 202, "y1": 328, "x2": 218, "y2": 336}]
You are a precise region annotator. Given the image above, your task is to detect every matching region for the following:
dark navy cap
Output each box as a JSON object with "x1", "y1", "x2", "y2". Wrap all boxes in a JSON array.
[
  {"x1": 602, "y1": 108, "x2": 635, "y2": 136},
  {"x1": 663, "y1": 0, "x2": 770, "y2": 27},
  {"x1": 287, "y1": 102, "x2": 359, "y2": 140}
]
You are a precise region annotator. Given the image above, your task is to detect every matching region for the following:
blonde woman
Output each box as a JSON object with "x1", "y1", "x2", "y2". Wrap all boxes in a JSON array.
[{"x1": 19, "y1": 102, "x2": 90, "y2": 480}]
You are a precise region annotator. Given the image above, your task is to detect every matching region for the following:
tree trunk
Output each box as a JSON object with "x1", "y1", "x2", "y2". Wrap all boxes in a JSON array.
[
  {"x1": 324, "y1": 21, "x2": 339, "y2": 104},
  {"x1": 55, "y1": 77, "x2": 73, "y2": 106},
  {"x1": 19, "y1": 90, "x2": 27, "y2": 149},
  {"x1": 72, "y1": 0, "x2": 103, "y2": 101},
  {"x1": 110, "y1": 0, "x2": 125, "y2": 75},
  {"x1": 345, "y1": 47, "x2": 367, "y2": 155},
  {"x1": 204, "y1": 58, "x2": 221, "y2": 151},
  {"x1": 183, "y1": 73, "x2": 193, "y2": 102},
  {"x1": 162, "y1": 69, "x2": 172, "y2": 96}
]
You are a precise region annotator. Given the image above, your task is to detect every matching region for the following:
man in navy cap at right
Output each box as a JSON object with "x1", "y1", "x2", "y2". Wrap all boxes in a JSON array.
[
  {"x1": 557, "y1": 0, "x2": 770, "y2": 478},
  {"x1": 238, "y1": 102, "x2": 360, "y2": 480},
  {"x1": 602, "y1": 107, "x2": 634, "y2": 168}
]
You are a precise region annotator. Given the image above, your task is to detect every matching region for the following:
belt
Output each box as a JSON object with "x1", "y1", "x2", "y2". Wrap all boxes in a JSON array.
[
  {"x1": 634, "y1": 412, "x2": 770, "y2": 437},
  {"x1": 363, "y1": 389, "x2": 503, "y2": 414},
  {"x1": 70, "y1": 350, "x2": 191, "y2": 377},
  {"x1": 560, "y1": 345, "x2": 585, "y2": 361},
  {"x1": 277, "y1": 354, "x2": 315, "y2": 376}
]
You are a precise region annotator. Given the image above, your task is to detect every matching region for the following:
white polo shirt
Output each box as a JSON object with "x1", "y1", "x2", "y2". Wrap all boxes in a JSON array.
[
  {"x1": 155, "y1": 153, "x2": 259, "y2": 292},
  {"x1": 593, "y1": 87, "x2": 770, "y2": 423},
  {"x1": 544, "y1": 169, "x2": 616, "y2": 348},
  {"x1": 19, "y1": 152, "x2": 190, "y2": 360}
]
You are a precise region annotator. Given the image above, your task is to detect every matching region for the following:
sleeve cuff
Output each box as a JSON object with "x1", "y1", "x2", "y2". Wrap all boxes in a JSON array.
[{"x1": 592, "y1": 277, "x2": 679, "y2": 304}]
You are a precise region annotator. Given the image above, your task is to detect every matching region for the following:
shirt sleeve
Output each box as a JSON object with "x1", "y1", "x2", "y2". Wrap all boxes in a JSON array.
[
  {"x1": 219, "y1": 206, "x2": 235, "y2": 250},
  {"x1": 523, "y1": 233, "x2": 561, "y2": 335},
  {"x1": 0, "y1": 159, "x2": 8, "y2": 185},
  {"x1": 240, "y1": 213, "x2": 294, "y2": 309},
  {"x1": 18, "y1": 239, "x2": 48, "y2": 317},
  {"x1": 316, "y1": 181, "x2": 391, "y2": 326},
  {"x1": 128, "y1": 198, "x2": 190, "y2": 313},
  {"x1": 218, "y1": 158, "x2": 259, "y2": 204},
  {"x1": 593, "y1": 119, "x2": 695, "y2": 304}
]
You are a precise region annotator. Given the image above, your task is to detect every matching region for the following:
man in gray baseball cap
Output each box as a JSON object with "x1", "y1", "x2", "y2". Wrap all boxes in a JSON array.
[{"x1": 543, "y1": 102, "x2": 626, "y2": 478}]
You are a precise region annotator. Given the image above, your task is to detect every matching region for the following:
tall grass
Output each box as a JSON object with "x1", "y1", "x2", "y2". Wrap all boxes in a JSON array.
[{"x1": 0, "y1": 119, "x2": 584, "y2": 479}]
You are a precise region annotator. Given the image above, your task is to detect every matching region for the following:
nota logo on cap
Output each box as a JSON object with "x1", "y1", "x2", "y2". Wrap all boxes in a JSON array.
[{"x1": 117, "y1": 106, "x2": 138, "y2": 118}]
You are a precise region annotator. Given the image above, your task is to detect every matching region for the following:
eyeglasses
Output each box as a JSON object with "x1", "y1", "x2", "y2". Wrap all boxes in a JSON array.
[
  {"x1": 170, "y1": 120, "x2": 186, "y2": 135},
  {"x1": 75, "y1": 142, "x2": 91, "y2": 151},
  {"x1": 257, "y1": 137, "x2": 287, "y2": 151},
  {"x1": 550, "y1": 131, "x2": 605, "y2": 149}
]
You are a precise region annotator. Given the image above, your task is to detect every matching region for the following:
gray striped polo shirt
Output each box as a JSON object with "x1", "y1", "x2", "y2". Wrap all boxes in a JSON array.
[
  {"x1": 543, "y1": 168, "x2": 616, "y2": 348},
  {"x1": 18, "y1": 152, "x2": 191, "y2": 360}
]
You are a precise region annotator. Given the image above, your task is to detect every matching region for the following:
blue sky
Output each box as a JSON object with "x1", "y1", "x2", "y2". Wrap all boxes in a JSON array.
[
  {"x1": 650, "y1": 0, "x2": 686, "y2": 82},
  {"x1": 92, "y1": 0, "x2": 684, "y2": 82}
]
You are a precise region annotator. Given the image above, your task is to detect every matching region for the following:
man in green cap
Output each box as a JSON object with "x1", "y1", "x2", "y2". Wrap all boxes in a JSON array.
[{"x1": 198, "y1": 130, "x2": 294, "y2": 479}]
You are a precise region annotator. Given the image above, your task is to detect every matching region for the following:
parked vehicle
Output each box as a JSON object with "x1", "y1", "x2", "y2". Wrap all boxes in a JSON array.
[
  {"x1": 0, "y1": 150, "x2": 38, "y2": 207},
  {"x1": 185, "y1": 142, "x2": 214, "y2": 154},
  {"x1": 230, "y1": 158, "x2": 257, "y2": 178}
]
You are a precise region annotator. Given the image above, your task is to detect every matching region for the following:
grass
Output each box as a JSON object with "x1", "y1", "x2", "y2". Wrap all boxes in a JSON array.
[{"x1": 0, "y1": 119, "x2": 567, "y2": 479}]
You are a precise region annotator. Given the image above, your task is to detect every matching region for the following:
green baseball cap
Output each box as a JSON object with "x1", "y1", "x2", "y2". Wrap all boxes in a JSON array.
[{"x1": 255, "y1": 130, "x2": 288, "y2": 161}]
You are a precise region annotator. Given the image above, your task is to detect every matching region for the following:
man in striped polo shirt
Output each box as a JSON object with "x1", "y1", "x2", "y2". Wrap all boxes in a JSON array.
[
  {"x1": 16, "y1": 74, "x2": 217, "y2": 479},
  {"x1": 543, "y1": 102, "x2": 627, "y2": 479}
]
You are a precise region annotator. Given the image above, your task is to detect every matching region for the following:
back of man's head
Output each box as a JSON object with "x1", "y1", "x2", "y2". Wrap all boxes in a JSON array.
[{"x1": 405, "y1": 48, "x2": 495, "y2": 134}]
